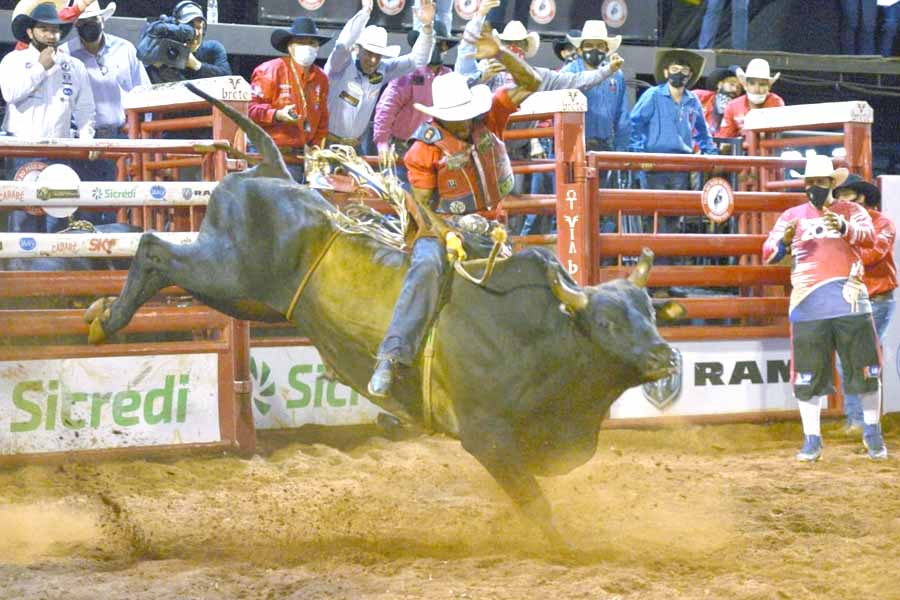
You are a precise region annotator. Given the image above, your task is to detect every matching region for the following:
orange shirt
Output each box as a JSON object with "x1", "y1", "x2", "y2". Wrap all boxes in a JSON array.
[
  {"x1": 404, "y1": 87, "x2": 518, "y2": 190},
  {"x1": 718, "y1": 92, "x2": 785, "y2": 138},
  {"x1": 249, "y1": 57, "x2": 329, "y2": 149}
]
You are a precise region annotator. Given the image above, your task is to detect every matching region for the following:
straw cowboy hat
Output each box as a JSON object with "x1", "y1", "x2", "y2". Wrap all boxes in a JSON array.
[
  {"x1": 790, "y1": 154, "x2": 849, "y2": 187},
  {"x1": 357, "y1": 25, "x2": 401, "y2": 57},
  {"x1": 736, "y1": 58, "x2": 780, "y2": 84},
  {"x1": 270, "y1": 16, "x2": 332, "y2": 53},
  {"x1": 834, "y1": 173, "x2": 881, "y2": 207},
  {"x1": 568, "y1": 20, "x2": 622, "y2": 54},
  {"x1": 11, "y1": 0, "x2": 73, "y2": 43},
  {"x1": 654, "y1": 48, "x2": 705, "y2": 87},
  {"x1": 77, "y1": 1, "x2": 115, "y2": 20},
  {"x1": 494, "y1": 21, "x2": 540, "y2": 59},
  {"x1": 413, "y1": 71, "x2": 492, "y2": 122}
]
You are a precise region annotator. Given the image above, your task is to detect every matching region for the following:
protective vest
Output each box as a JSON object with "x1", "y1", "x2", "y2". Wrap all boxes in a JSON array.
[{"x1": 411, "y1": 121, "x2": 514, "y2": 215}]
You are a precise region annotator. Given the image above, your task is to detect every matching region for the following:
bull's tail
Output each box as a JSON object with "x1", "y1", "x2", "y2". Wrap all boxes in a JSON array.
[{"x1": 184, "y1": 82, "x2": 291, "y2": 181}]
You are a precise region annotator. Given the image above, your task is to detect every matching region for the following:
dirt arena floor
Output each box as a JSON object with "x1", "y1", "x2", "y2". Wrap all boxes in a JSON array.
[{"x1": 1, "y1": 415, "x2": 900, "y2": 600}]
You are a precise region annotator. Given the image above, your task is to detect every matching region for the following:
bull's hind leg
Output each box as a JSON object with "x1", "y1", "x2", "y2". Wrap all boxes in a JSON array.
[{"x1": 86, "y1": 233, "x2": 238, "y2": 343}]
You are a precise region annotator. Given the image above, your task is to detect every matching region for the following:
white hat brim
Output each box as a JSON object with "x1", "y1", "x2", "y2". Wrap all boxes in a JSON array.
[
  {"x1": 359, "y1": 42, "x2": 402, "y2": 58},
  {"x1": 571, "y1": 34, "x2": 622, "y2": 54},
  {"x1": 790, "y1": 167, "x2": 849, "y2": 186},
  {"x1": 735, "y1": 66, "x2": 780, "y2": 84},
  {"x1": 79, "y1": 3, "x2": 116, "y2": 20},
  {"x1": 413, "y1": 84, "x2": 493, "y2": 122}
]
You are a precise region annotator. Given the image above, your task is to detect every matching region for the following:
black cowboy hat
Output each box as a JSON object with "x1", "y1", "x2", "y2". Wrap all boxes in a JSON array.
[
  {"x1": 270, "y1": 17, "x2": 333, "y2": 53},
  {"x1": 407, "y1": 21, "x2": 458, "y2": 49},
  {"x1": 654, "y1": 48, "x2": 705, "y2": 88},
  {"x1": 705, "y1": 65, "x2": 740, "y2": 91},
  {"x1": 834, "y1": 173, "x2": 882, "y2": 207},
  {"x1": 552, "y1": 29, "x2": 579, "y2": 62},
  {"x1": 11, "y1": 1, "x2": 74, "y2": 44}
]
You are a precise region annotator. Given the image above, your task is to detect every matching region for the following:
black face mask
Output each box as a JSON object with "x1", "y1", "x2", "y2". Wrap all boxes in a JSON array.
[
  {"x1": 355, "y1": 58, "x2": 383, "y2": 84},
  {"x1": 668, "y1": 72, "x2": 688, "y2": 88},
  {"x1": 582, "y1": 49, "x2": 606, "y2": 68},
  {"x1": 78, "y1": 20, "x2": 103, "y2": 43},
  {"x1": 806, "y1": 185, "x2": 831, "y2": 209}
]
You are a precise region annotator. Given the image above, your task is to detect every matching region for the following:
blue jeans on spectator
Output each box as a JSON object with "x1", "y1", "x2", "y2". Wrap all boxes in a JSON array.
[
  {"x1": 841, "y1": 0, "x2": 877, "y2": 55},
  {"x1": 881, "y1": 4, "x2": 900, "y2": 56},
  {"x1": 486, "y1": 0, "x2": 531, "y2": 29},
  {"x1": 841, "y1": 296, "x2": 896, "y2": 425},
  {"x1": 414, "y1": 0, "x2": 453, "y2": 32},
  {"x1": 699, "y1": 0, "x2": 750, "y2": 50}
]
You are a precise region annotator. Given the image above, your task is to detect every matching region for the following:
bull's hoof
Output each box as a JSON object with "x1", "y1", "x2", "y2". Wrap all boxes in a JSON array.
[
  {"x1": 88, "y1": 317, "x2": 108, "y2": 345},
  {"x1": 84, "y1": 296, "x2": 115, "y2": 324}
]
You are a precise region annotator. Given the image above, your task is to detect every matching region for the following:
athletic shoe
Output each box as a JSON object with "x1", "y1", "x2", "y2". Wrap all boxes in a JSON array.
[
  {"x1": 796, "y1": 435, "x2": 823, "y2": 462},
  {"x1": 863, "y1": 424, "x2": 888, "y2": 460}
]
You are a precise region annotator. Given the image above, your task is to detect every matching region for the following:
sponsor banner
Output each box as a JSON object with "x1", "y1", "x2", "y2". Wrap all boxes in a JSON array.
[
  {"x1": 123, "y1": 76, "x2": 253, "y2": 109},
  {"x1": 250, "y1": 346, "x2": 383, "y2": 429},
  {"x1": 0, "y1": 354, "x2": 220, "y2": 455},
  {"x1": 0, "y1": 181, "x2": 217, "y2": 207},
  {"x1": 609, "y1": 338, "x2": 795, "y2": 419},
  {"x1": 0, "y1": 232, "x2": 197, "y2": 259}
]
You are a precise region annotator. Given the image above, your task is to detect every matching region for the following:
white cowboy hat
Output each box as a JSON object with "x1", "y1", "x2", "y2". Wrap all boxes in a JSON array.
[
  {"x1": 77, "y1": 1, "x2": 116, "y2": 20},
  {"x1": 789, "y1": 154, "x2": 849, "y2": 186},
  {"x1": 494, "y1": 21, "x2": 540, "y2": 59},
  {"x1": 736, "y1": 58, "x2": 780, "y2": 84},
  {"x1": 357, "y1": 25, "x2": 401, "y2": 58},
  {"x1": 567, "y1": 20, "x2": 622, "y2": 54},
  {"x1": 413, "y1": 72, "x2": 493, "y2": 122}
]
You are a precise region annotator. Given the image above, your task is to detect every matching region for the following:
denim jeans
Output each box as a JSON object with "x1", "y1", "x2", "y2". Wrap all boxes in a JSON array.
[
  {"x1": 413, "y1": 0, "x2": 453, "y2": 32},
  {"x1": 841, "y1": 297, "x2": 896, "y2": 424},
  {"x1": 486, "y1": 0, "x2": 531, "y2": 29},
  {"x1": 881, "y1": 4, "x2": 900, "y2": 56},
  {"x1": 699, "y1": 0, "x2": 750, "y2": 50},
  {"x1": 841, "y1": 0, "x2": 878, "y2": 55}
]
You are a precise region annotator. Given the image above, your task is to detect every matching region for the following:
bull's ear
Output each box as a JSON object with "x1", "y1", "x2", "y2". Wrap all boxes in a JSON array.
[{"x1": 654, "y1": 300, "x2": 687, "y2": 322}]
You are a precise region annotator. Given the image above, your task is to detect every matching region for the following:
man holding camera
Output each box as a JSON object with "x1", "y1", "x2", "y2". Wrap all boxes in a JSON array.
[{"x1": 143, "y1": 0, "x2": 230, "y2": 83}]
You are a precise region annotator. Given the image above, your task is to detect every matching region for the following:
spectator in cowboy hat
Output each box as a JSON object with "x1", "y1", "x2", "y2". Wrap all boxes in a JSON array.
[
  {"x1": 718, "y1": 58, "x2": 784, "y2": 139},
  {"x1": 10, "y1": 0, "x2": 91, "y2": 51},
  {"x1": 455, "y1": 6, "x2": 539, "y2": 89},
  {"x1": 144, "y1": 0, "x2": 231, "y2": 83},
  {"x1": 249, "y1": 17, "x2": 332, "y2": 181},
  {"x1": 62, "y1": 0, "x2": 150, "y2": 227},
  {"x1": 763, "y1": 155, "x2": 886, "y2": 461},
  {"x1": 373, "y1": 21, "x2": 459, "y2": 182},
  {"x1": 832, "y1": 174, "x2": 897, "y2": 435},
  {"x1": 693, "y1": 65, "x2": 742, "y2": 137},
  {"x1": 0, "y1": 0, "x2": 96, "y2": 233},
  {"x1": 324, "y1": 0, "x2": 435, "y2": 151}
]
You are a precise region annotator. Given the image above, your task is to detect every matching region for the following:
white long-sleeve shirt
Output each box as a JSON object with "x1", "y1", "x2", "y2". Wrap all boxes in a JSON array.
[
  {"x1": 324, "y1": 8, "x2": 432, "y2": 141},
  {"x1": 0, "y1": 44, "x2": 95, "y2": 139}
]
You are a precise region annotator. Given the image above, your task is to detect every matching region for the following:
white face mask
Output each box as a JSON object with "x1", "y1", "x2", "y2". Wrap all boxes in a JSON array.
[
  {"x1": 747, "y1": 91, "x2": 768, "y2": 105},
  {"x1": 289, "y1": 44, "x2": 317, "y2": 67}
]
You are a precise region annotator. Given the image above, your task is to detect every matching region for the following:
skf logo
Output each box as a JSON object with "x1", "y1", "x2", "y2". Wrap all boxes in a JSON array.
[{"x1": 89, "y1": 238, "x2": 118, "y2": 254}]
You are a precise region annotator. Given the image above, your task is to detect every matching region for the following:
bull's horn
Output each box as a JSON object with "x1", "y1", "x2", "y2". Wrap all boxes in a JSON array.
[
  {"x1": 628, "y1": 248, "x2": 655, "y2": 288},
  {"x1": 548, "y1": 268, "x2": 589, "y2": 313}
]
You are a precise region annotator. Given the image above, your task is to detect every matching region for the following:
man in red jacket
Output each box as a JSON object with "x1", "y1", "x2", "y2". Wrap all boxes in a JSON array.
[
  {"x1": 249, "y1": 17, "x2": 331, "y2": 182},
  {"x1": 719, "y1": 58, "x2": 785, "y2": 139},
  {"x1": 833, "y1": 174, "x2": 897, "y2": 435}
]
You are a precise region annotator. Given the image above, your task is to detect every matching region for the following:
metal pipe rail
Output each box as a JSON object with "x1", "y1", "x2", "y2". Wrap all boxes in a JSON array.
[
  {"x1": 0, "y1": 306, "x2": 227, "y2": 338},
  {"x1": 588, "y1": 151, "x2": 848, "y2": 172},
  {"x1": 595, "y1": 234, "x2": 767, "y2": 257}
]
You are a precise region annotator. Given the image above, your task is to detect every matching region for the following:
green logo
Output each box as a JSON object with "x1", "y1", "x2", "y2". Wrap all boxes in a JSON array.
[{"x1": 250, "y1": 357, "x2": 276, "y2": 415}]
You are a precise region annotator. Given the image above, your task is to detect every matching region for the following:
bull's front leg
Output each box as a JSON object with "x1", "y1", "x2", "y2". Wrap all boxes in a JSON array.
[
  {"x1": 459, "y1": 420, "x2": 573, "y2": 554},
  {"x1": 85, "y1": 233, "x2": 180, "y2": 343}
]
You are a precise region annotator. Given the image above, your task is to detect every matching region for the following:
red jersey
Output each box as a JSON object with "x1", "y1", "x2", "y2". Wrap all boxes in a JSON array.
[
  {"x1": 718, "y1": 92, "x2": 785, "y2": 138},
  {"x1": 693, "y1": 89, "x2": 721, "y2": 135},
  {"x1": 763, "y1": 200, "x2": 875, "y2": 313},
  {"x1": 860, "y1": 207, "x2": 898, "y2": 297},
  {"x1": 249, "y1": 57, "x2": 329, "y2": 149}
]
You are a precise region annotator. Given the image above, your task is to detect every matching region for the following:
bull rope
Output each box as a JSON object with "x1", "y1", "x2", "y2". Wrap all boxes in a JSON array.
[{"x1": 284, "y1": 229, "x2": 342, "y2": 322}]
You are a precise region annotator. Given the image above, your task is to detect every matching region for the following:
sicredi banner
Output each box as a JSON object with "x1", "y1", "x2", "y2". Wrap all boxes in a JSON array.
[
  {"x1": 250, "y1": 346, "x2": 383, "y2": 429},
  {"x1": 0, "y1": 354, "x2": 219, "y2": 455},
  {"x1": 609, "y1": 338, "x2": 795, "y2": 419}
]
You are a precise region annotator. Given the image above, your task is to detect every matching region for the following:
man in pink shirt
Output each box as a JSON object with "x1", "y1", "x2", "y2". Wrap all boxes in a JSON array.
[
  {"x1": 372, "y1": 20, "x2": 458, "y2": 178},
  {"x1": 719, "y1": 58, "x2": 785, "y2": 139}
]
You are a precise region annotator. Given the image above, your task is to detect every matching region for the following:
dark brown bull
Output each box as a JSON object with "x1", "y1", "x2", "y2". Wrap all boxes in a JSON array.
[{"x1": 84, "y1": 84, "x2": 682, "y2": 551}]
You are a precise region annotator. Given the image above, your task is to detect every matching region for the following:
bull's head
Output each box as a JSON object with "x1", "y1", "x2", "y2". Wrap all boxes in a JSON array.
[{"x1": 547, "y1": 249, "x2": 683, "y2": 383}]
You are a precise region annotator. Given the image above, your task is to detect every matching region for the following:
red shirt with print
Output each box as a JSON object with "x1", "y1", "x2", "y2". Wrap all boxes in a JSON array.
[
  {"x1": 718, "y1": 92, "x2": 785, "y2": 138},
  {"x1": 249, "y1": 57, "x2": 329, "y2": 149}
]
